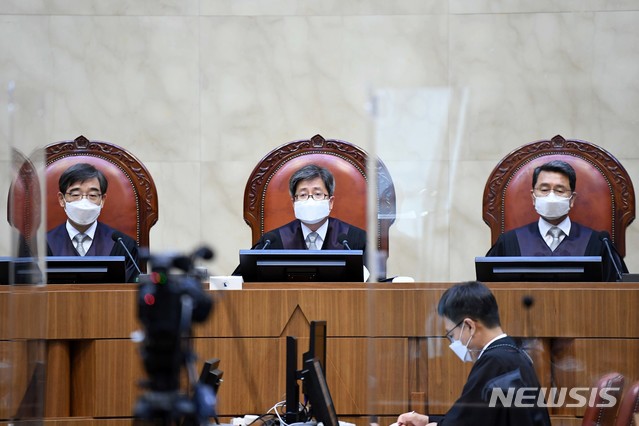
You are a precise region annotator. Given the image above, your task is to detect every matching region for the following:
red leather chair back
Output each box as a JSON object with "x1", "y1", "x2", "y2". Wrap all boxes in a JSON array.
[
  {"x1": 243, "y1": 134, "x2": 396, "y2": 258},
  {"x1": 483, "y1": 135, "x2": 635, "y2": 257},
  {"x1": 582, "y1": 372, "x2": 624, "y2": 426},
  {"x1": 615, "y1": 381, "x2": 639, "y2": 426},
  {"x1": 8, "y1": 136, "x2": 159, "y2": 254}
]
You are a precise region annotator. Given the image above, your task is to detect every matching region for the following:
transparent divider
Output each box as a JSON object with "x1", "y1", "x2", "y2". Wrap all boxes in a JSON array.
[{"x1": 2, "y1": 81, "x2": 48, "y2": 421}]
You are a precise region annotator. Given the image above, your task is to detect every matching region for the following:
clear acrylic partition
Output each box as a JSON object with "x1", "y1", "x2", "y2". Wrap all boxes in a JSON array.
[
  {"x1": 363, "y1": 88, "x2": 536, "y2": 425},
  {"x1": 1, "y1": 81, "x2": 48, "y2": 421}
]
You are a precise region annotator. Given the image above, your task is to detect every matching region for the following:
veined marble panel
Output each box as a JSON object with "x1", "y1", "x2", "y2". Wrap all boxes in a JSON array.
[
  {"x1": 0, "y1": 0, "x2": 198, "y2": 16},
  {"x1": 449, "y1": 12, "x2": 599, "y2": 161},
  {"x1": 451, "y1": 0, "x2": 639, "y2": 14},
  {"x1": 590, "y1": 11, "x2": 639, "y2": 157},
  {"x1": 200, "y1": 0, "x2": 446, "y2": 17},
  {"x1": 43, "y1": 15, "x2": 200, "y2": 162},
  {"x1": 200, "y1": 14, "x2": 448, "y2": 162},
  {"x1": 144, "y1": 161, "x2": 202, "y2": 255}
]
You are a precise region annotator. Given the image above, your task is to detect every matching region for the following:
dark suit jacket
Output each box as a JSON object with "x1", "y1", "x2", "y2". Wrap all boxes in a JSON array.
[
  {"x1": 233, "y1": 217, "x2": 366, "y2": 276},
  {"x1": 486, "y1": 221, "x2": 627, "y2": 282},
  {"x1": 438, "y1": 336, "x2": 551, "y2": 426},
  {"x1": 47, "y1": 222, "x2": 140, "y2": 283}
]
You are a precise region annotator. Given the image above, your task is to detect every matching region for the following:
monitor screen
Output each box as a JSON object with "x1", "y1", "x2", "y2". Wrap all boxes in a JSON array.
[
  {"x1": 239, "y1": 249, "x2": 363, "y2": 282},
  {"x1": 303, "y1": 357, "x2": 339, "y2": 426},
  {"x1": 475, "y1": 256, "x2": 603, "y2": 282},
  {"x1": 303, "y1": 320, "x2": 327, "y2": 376},
  {"x1": 0, "y1": 256, "x2": 126, "y2": 284}
]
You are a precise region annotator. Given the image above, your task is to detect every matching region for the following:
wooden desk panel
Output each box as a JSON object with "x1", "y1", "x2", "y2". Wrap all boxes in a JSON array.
[{"x1": 2, "y1": 282, "x2": 639, "y2": 424}]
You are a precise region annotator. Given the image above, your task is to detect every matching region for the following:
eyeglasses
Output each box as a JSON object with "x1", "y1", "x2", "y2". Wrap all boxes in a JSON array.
[
  {"x1": 445, "y1": 320, "x2": 464, "y2": 343},
  {"x1": 65, "y1": 191, "x2": 103, "y2": 202},
  {"x1": 533, "y1": 186, "x2": 572, "y2": 198},
  {"x1": 294, "y1": 192, "x2": 328, "y2": 201}
]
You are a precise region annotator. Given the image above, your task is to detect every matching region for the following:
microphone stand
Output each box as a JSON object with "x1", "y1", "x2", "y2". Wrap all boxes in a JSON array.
[{"x1": 601, "y1": 237, "x2": 623, "y2": 282}]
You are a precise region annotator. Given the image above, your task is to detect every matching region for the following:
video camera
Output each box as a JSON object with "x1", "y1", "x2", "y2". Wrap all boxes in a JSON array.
[{"x1": 134, "y1": 246, "x2": 216, "y2": 425}]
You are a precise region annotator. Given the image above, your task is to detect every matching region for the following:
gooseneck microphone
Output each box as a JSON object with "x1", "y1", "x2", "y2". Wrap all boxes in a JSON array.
[
  {"x1": 260, "y1": 233, "x2": 278, "y2": 250},
  {"x1": 111, "y1": 231, "x2": 143, "y2": 276},
  {"x1": 600, "y1": 233, "x2": 623, "y2": 282},
  {"x1": 337, "y1": 233, "x2": 352, "y2": 250}
]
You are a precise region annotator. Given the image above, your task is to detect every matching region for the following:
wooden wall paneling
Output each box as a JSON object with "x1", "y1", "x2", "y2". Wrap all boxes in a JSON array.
[
  {"x1": 0, "y1": 341, "x2": 28, "y2": 420},
  {"x1": 551, "y1": 338, "x2": 639, "y2": 418},
  {"x1": 408, "y1": 337, "x2": 428, "y2": 414},
  {"x1": 44, "y1": 340, "x2": 70, "y2": 417},
  {"x1": 425, "y1": 337, "x2": 472, "y2": 415},
  {"x1": 72, "y1": 339, "x2": 142, "y2": 417}
]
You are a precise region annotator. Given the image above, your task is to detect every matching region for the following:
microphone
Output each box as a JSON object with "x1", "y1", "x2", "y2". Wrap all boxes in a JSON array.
[
  {"x1": 260, "y1": 233, "x2": 278, "y2": 250},
  {"x1": 600, "y1": 232, "x2": 623, "y2": 282},
  {"x1": 111, "y1": 231, "x2": 143, "y2": 276},
  {"x1": 337, "y1": 233, "x2": 352, "y2": 250}
]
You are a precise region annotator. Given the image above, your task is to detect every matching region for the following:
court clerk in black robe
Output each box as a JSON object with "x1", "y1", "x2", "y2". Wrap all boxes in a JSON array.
[
  {"x1": 395, "y1": 281, "x2": 551, "y2": 426},
  {"x1": 486, "y1": 160, "x2": 626, "y2": 282}
]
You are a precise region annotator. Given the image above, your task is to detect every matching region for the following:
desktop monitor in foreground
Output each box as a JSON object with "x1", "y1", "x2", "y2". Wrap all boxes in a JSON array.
[
  {"x1": 239, "y1": 249, "x2": 363, "y2": 282},
  {"x1": 284, "y1": 320, "x2": 338, "y2": 426},
  {"x1": 475, "y1": 256, "x2": 603, "y2": 282}
]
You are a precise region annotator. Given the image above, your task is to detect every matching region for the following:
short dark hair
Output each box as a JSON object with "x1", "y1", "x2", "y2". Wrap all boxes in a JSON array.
[
  {"x1": 437, "y1": 281, "x2": 501, "y2": 328},
  {"x1": 58, "y1": 163, "x2": 108, "y2": 194},
  {"x1": 288, "y1": 164, "x2": 335, "y2": 197},
  {"x1": 532, "y1": 160, "x2": 577, "y2": 192}
]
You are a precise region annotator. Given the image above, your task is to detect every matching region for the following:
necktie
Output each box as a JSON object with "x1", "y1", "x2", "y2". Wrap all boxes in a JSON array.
[
  {"x1": 548, "y1": 227, "x2": 563, "y2": 251},
  {"x1": 306, "y1": 232, "x2": 319, "y2": 250},
  {"x1": 74, "y1": 233, "x2": 89, "y2": 256}
]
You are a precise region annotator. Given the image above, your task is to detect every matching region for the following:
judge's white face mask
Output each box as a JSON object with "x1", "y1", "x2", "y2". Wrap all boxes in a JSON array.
[
  {"x1": 449, "y1": 322, "x2": 474, "y2": 363},
  {"x1": 294, "y1": 199, "x2": 330, "y2": 225},
  {"x1": 65, "y1": 198, "x2": 102, "y2": 225},
  {"x1": 534, "y1": 193, "x2": 571, "y2": 220}
]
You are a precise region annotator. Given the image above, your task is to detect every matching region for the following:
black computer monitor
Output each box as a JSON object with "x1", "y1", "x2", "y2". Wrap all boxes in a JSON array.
[
  {"x1": 285, "y1": 320, "x2": 336, "y2": 426},
  {"x1": 239, "y1": 249, "x2": 363, "y2": 282},
  {"x1": 475, "y1": 256, "x2": 603, "y2": 282},
  {"x1": 303, "y1": 320, "x2": 327, "y2": 375},
  {"x1": 0, "y1": 256, "x2": 126, "y2": 284},
  {"x1": 303, "y1": 357, "x2": 339, "y2": 426},
  {"x1": 46, "y1": 256, "x2": 126, "y2": 284}
]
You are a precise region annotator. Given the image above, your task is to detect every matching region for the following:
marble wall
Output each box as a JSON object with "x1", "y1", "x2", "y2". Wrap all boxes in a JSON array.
[{"x1": 2, "y1": 0, "x2": 638, "y2": 282}]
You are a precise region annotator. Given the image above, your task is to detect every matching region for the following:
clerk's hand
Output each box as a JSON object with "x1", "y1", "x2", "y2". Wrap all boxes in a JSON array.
[{"x1": 396, "y1": 411, "x2": 429, "y2": 426}]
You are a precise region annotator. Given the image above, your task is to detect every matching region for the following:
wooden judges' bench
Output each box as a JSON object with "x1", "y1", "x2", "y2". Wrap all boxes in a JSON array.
[{"x1": 2, "y1": 282, "x2": 639, "y2": 425}]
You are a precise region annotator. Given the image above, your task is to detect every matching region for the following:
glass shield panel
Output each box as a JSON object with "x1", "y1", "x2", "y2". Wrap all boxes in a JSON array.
[{"x1": 2, "y1": 81, "x2": 48, "y2": 421}]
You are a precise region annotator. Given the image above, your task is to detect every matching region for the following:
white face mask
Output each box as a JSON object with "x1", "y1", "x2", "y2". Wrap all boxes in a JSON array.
[
  {"x1": 65, "y1": 198, "x2": 102, "y2": 225},
  {"x1": 449, "y1": 322, "x2": 474, "y2": 363},
  {"x1": 534, "y1": 193, "x2": 571, "y2": 220},
  {"x1": 294, "y1": 199, "x2": 331, "y2": 225}
]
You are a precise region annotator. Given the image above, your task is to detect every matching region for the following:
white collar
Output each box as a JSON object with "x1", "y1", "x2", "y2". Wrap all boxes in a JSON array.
[{"x1": 478, "y1": 333, "x2": 508, "y2": 359}]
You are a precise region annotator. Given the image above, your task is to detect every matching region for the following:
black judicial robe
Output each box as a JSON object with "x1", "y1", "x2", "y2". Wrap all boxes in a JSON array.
[
  {"x1": 253, "y1": 217, "x2": 366, "y2": 251},
  {"x1": 232, "y1": 217, "x2": 366, "y2": 276},
  {"x1": 438, "y1": 336, "x2": 551, "y2": 426},
  {"x1": 47, "y1": 222, "x2": 140, "y2": 283},
  {"x1": 486, "y1": 221, "x2": 627, "y2": 282}
]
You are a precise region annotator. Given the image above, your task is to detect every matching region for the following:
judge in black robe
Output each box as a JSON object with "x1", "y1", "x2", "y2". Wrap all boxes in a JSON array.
[
  {"x1": 47, "y1": 222, "x2": 139, "y2": 283},
  {"x1": 487, "y1": 221, "x2": 626, "y2": 282},
  {"x1": 486, "y1": 159, "x2": 627, "y2": 282}
]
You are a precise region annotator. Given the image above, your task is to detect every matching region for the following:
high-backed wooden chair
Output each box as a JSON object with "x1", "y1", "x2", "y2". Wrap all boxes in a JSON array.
[
  {"x1": 242, "y1": 134, "x2": 396, "y2": 261},
  {"x1": 483, "y1": 135, "x2": 635, "y2": 257},
  {"x1": 615, "y1": 381, "x2": 639, "y2": 426},
  {"x1": 8, "y1": 135, "x2": 159, "y2": 258},
  {"x1": 582, "y1": 372, "x2": 625, "y2": 426}
]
